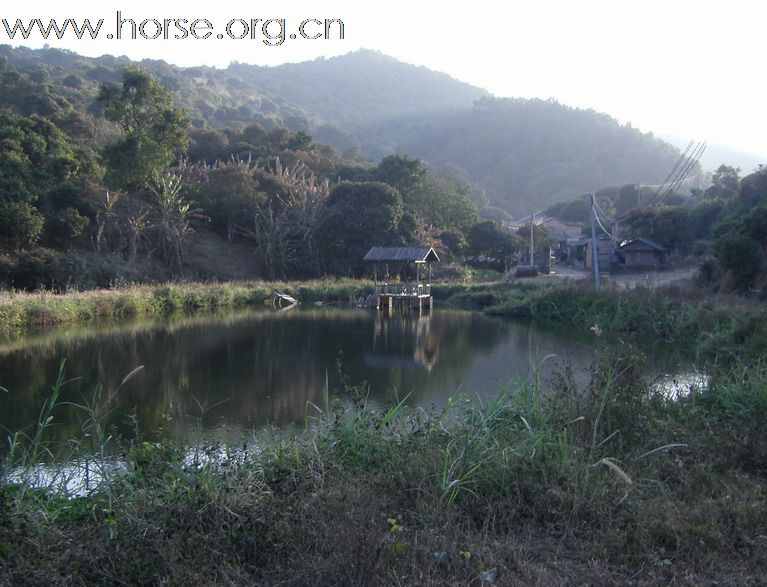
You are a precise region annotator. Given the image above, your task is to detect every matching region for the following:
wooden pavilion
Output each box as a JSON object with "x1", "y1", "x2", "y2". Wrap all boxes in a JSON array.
[{"x1": 363, "y1": 246, "x2": 440, "y2": 312}]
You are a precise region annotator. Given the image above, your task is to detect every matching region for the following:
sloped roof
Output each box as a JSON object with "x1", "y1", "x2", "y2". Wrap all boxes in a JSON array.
[
  {"x1": 363, "y1": 246, "x2": 440, "y2": 263},
  {"x1": 619, "y1": 237, "x2": 667, "y2": 252}
]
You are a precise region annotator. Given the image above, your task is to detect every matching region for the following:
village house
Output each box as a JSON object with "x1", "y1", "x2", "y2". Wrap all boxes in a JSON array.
[{"x1": 618, "y1": 237, "x2": 668, "y2": 270}]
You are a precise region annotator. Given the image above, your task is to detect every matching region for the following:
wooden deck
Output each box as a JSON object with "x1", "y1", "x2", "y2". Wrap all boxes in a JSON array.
[{"x1": 373, "y1": 283, "x2": 432, "y2": 312}]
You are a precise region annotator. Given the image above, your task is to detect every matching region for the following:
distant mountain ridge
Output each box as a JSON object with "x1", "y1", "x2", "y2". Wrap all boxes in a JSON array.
[
  {"x1": 228, "y1": 50, "x2": 489, "y2": 128},
  {"x1": 0, "y1": 44, "x2": 688, "y2": 217}
]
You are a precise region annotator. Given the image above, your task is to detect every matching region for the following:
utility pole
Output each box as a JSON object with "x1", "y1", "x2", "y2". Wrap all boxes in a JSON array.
[
  {"x1": 529, "y1": 214, "x2": 534, "y2": 267},
  {"x1": 590, "y1": 194, "x2": 601, "y2": 291}
]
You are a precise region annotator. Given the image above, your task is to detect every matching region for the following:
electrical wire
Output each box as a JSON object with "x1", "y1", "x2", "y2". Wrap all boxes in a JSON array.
[
  {"x1": 592, "y1": 196, "x2": 614, "y2": 239},
  {"x1": 656, "y1": 142, "x2": 707, "y2": 206},
  {"x1": 645, "y1": 141, "x2": 694, "y2": 208}
]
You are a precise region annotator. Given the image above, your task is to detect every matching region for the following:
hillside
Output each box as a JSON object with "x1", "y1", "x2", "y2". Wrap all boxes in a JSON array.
[
  {"x1": 228, "y1": 49, "x2": 488, "y2": 131},
  {"x1": 369, "y1": 98, "x2": 684, "y2": 216},
  {"x1": 0, "y1": 45, "x2": 686, "y2": 217}
]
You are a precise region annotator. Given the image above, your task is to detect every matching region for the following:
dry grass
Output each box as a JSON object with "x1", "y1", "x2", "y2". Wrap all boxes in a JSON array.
[
  {"x1": 0, "y1": 279, "x2": 374, "y2": 332},
  {"x1": 2, "y1": 343, "x2": 767, "y2": 585}
]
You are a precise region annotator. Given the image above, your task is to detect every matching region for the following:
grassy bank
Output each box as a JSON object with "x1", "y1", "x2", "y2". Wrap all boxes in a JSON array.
[
  {"x1": 441, "y1": 279, "x2": 767, "y2": 365},
  {"x1": 2, "y1": 342, "x2": 766, "y2": 585},
  {"x1": 2, "y1": 280, "x2": 767, "y2": 584},
  {"x1": 0, "y1": 279, "x2": 374, "y2": 332}
]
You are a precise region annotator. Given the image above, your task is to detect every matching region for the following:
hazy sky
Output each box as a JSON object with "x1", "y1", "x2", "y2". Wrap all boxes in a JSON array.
[{"x1": 5, "y1": 0, "x2": 766, "y2": 158}]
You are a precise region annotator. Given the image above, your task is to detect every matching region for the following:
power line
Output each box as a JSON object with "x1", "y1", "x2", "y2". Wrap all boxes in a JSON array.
[
  {"x1": 614, "y1": 140, "x2": 706, "y2": 224},
  {"x1": 656, "y1": 142, "x2": 706, "y2": 206},
  {"x1": 592, "y1": 195, "x2": 614, "y2": 239},
  {"x1": 645, "y1": 141, "x2": 694, "y2": 208},
  {"x1": 593, "y1": 196, "x2": 613, "y2": 224},
  {"x1": 658, "y1": 142, "x2": 703, "y2": 201}
]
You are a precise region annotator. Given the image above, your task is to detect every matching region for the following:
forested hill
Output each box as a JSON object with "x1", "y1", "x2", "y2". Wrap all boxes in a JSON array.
[
  {"x1": 0, "y1": 45, "x2": 684, "y2": 217},
  {"x1": 366, "y1": 98, "x2": 684, "y2": 216},
  {"x1": 228, "y1": 50, "x2": 489, "y2": 129}
]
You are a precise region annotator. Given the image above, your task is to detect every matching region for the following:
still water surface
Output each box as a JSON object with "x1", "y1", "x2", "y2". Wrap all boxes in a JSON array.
[{"x1": 0, "y1": 307, "x2": 684, "y2": 446}]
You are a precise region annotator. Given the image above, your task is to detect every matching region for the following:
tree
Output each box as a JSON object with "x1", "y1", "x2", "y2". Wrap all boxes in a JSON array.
[
  {"x1": 0, "y1": 112, "x2": 98, "y2": 250},
  {"x1": 706, "y1": 168, "x2": 767, "y2": 292},
  {"x1": 623, "y1": 206, "x2": 691, "y2": 253},
  {"x1": 713, "y1": 222, "x2": 760, "y2": 291},
  {"x1": 652, "y1": 207, "x2": 692, "y2": 254},
  {"x1": 705, "y1": 165, "x2": 740, "y2": 201},
  {"x1": 199, "y1": 162, "x2": 262, "y2": 242},
  {"x1": 150, "y1": 173, "x2": 201, "y2": 274},
  {"x1": 371, "y1": 155, "x2": 478, "y2": 243},
  {"x1": 317, "y1": 181, "x2": 404, "y2": 276},
  {"x1": 468, "y1": 220, "x2": 520, "y2": 271},
  {"x1": 688, "y1": 200, "x2": 724, "y2": 240},
  {"x1": 744, "y1": 206, "x2": 767, "y2": 254},
  {"x1": 0, "y1": 201, "x2": 44, "y2": 250},
  {"x1": 226, "y1": 158, "x2": 331, "y2": 279},
  {"x1": 374, "y1": 155, "x2": 426, "y2": 195},
  {"x1": 46, "y1": 207, "x2": 90, "y2": 245},
  {"x1": 187, "y1": 128, "x2": 229, "y2": 163},
  {"x1": 0, "y1": 113, "x2": 85, "y2": 204},
  {"x1": 545, "y1": 196, "x2": 591, "y2": 223},
  {"x1": 99, "y1": 68, "x2": 188, "y2": 190},
  {"x1": 287, "y1": 131, "x2": 313, "y2": 151}
]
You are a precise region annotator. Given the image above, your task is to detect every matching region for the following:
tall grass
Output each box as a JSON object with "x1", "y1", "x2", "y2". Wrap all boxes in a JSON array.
[
  {"x1": 2, "y1": 340, "x2": 767, "y2": 583},
  {"x1": 0, "y1": 278, "x2": 374, "y2": 333},
  {"x1": 2, "y1": 362, "x2": 145, "y2": 511}
]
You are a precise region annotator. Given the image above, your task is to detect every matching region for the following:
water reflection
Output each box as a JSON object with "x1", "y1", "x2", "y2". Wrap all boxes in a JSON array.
[
  {"x1": 0, "y1": 307, "x2": 656, "y2": 446},
  {"x1": 652, "y1": 371, "x2": 709, "y2": 400}
]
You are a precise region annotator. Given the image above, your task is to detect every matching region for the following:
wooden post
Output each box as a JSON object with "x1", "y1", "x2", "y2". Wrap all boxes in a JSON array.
[{"x1": 416, "y1": 263, "x2": 421, "y2": 296}]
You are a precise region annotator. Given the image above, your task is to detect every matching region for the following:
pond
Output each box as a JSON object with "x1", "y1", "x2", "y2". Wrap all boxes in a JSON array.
[{"x1": 0, "y1": 306, "x2": 691, "y2": 448}]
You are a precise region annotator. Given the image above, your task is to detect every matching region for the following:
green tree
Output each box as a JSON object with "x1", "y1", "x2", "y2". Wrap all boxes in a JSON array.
[
  {"x1": 0, "y1": 112, "x2": 98, "y2": 250},
  {"x1": 688, "y1": 199, "x2": 724, "y2": 240},
  {"x1": 623, "y1": 206, "x2": 691, "y2": 253},
  {"x1": 545, "y1": 196, "x2": 591, "y2": 223},
  {"x1": 705, "y1": 165, "x2": 740, "y2": 201},
  {"x1": 373, "y1": 155, "x2": 426, "y2": 199},
  {"x1": 99, "y1": 68, "x2": 188, "y2": 190},
  {"x1": 0, "y1": 201, "x2": 44, "y2": 250},
  {"x1": 653, "y1": 207, "x2": 692, "y2": 254},
  {"x1": 187, "y1": 128, "x2": 229, "y2": 163},
  {"x1": 46, "y1": 207, "x2": 90, "y2": 245},
  {"x1": 317, "y1": 181, "x2": 404, "y2": 276},
  {"x1": 469, "y1": 220, "x2": 520, "y2": 271},
  {"x1": 372, "y1": 155, "x2": 478, "y2": 241},
  {"x1": 744, "y1": 206, "x2": 767, "y2": 254},
  {"x1": 713, "y1": 222, "x2": 760, "y2": 291},
  {"x1": 199, "y1": 163, "x2": 262, "y2": 242}
]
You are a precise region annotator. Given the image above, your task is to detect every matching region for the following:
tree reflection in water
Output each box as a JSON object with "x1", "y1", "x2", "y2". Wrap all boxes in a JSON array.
[{"x1": 0, "y1": 307, "x2": 610, "y2": 447}]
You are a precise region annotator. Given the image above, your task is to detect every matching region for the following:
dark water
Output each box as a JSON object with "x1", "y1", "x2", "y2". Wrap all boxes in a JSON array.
[{"x1": 0, "y1": 307, "x2": 681, "y2": 446}]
